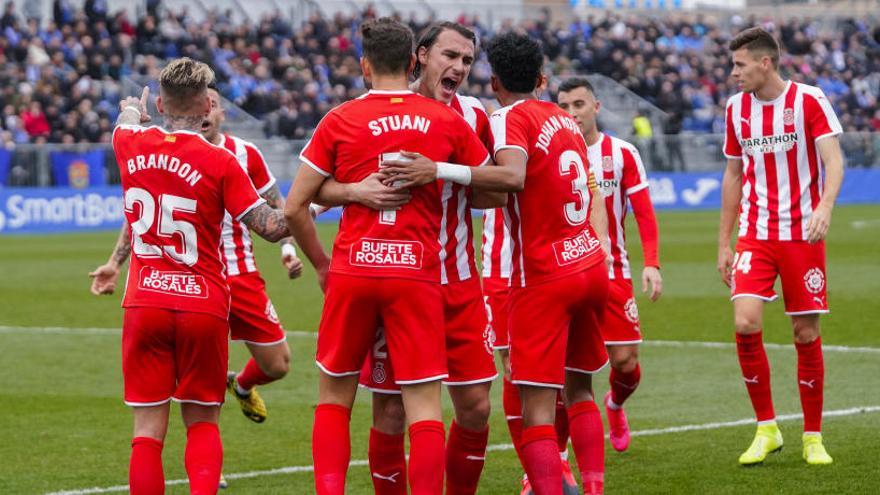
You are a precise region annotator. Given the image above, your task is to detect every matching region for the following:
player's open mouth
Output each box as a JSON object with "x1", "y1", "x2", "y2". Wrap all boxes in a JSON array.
[
  {"x1": 201, "y1": 121, "x2": 211, "y2": 131},
  {"x1": 441, "y1": 77, "x2": 459, "y2": 91}
]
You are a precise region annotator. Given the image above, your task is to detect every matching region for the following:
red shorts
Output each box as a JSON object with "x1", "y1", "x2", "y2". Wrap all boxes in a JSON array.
[
  {"x1": 122, "y1": 307, "x2": 228, "y2": 406},
  {"x1": 602, "y1": 279, "x2": 643, "y2": 345},
  {"x1": 318, "y1": 273, "x2": 446, "y2": 384},
  {"x1": 731, "y1": 239, "x2": 829, "y2": 315},
  {"x1": 509, "y1": 264, "x2": 610, "y2": 388},
  {"x1": 360, "y1": 277, "x2": 497, "y2": 393},
  {"x1": 483, "y1": 276, "x2": 511, "y2": 349},
  {"x1": 228, "y1": 272, "x2": 287, "y2": 346}
]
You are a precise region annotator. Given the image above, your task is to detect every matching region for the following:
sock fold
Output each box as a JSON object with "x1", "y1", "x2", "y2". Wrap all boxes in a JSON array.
[
  {"x1": 185, "y1": 422, "x2": 222, "y2": 495},
  {"x1": 408, "y1": 420, "x2": 446, "y2": 495},
  {"x1": 368, "y1": 428, "x2": 407, "y2": 495},
  {"x1": 446, "y1": 421, "x2": 489, "y2": 495},
  {"x1": 736, "y1": 331, "x2": 776, "y2": 422},
  {"x1": 313, "y1": 404, "x2": 352, "y2": 495},
  {"x1": 796, "y1": 337, "x2": 825, "y2": 433},
  {"x1": 130, "y1": 436, "x2": 165, "y2": 495}
]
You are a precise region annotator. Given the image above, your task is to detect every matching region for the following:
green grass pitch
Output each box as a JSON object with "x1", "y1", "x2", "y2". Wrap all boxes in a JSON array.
[{"x1": 1, "y1": 205, "x2": 879, "y2": 494}]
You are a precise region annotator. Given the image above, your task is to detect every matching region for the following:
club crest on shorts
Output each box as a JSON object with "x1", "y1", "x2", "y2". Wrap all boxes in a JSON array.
[
  {"x1": 372, "y1": 362, "x2": 387, "y2": 384},
  {"x1": 265, "y1": 300, "x2": 279, "y2": 324},
  {"x1": 803, "y1": 267, "x2": 825, "y2": 294},
  {"x1": 783, "y1": 108, "x2": 795, "y2": 126},
  {"x1": 624, "y1": 298, "x2": 639, "y2": 323},
  {"x1": 483, "y1": 324, "x2": 496, "y2": 355},
  {"x1": 602, "y1": 156, "x2": 614, "y2": 172}
]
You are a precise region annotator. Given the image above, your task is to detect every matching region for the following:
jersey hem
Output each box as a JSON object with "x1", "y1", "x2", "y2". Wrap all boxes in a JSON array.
[
  {"x1": 510, "y1": 379, "x2": 564, "y2": 390},
  {"x1": 785, "y1": 309, "x2": 830, "y2": 316},
  {"x1": 396, "y1": 373, "x2": 449, "y2": 385},
  {"x1": 565, "y1": 360, "x2": 610, "y2": 375},
  {"x1": 730, "y1": 293, "x2": 779, "y2": 303},
  {"x1": 256, "y1": 177, "x2": 277, "y2": 195},
  {"x1": 814, "y1": 130, "x2": 842, "y2": 143},
  {"x1": 443, "y1": 373, "x2": 499, "y2": 386},
  {"x1": 301, "y1": 156, "x2": 331, "y2": 177},
  {"x1": 315, "y1": 360, "x2": 362, "y2": 377},
  {"x1": 234, "y1": 197, "x2": 267, "y2": 222},
  {"x1": 624, "y1": 182, "x2": 650, "y2": 196}
]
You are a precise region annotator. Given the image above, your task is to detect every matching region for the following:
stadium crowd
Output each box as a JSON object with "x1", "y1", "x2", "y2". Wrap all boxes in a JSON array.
[{"x1": 0, "y1": 1, "x2": 879, "y2": 148}]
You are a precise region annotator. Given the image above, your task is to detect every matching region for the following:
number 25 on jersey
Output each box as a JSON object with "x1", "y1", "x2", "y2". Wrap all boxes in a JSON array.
[{"x1": 125, "y1": 187, "x2": 199, "y2": 266}]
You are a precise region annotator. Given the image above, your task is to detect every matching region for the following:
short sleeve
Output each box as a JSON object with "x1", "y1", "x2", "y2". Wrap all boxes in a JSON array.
[
  {"x1": 621, "y1": 145, "x2": 649, "y2": 196},
  {"x1": 452, "y1": 116, "x2": 491, "y2": 168},
  {"x1": 491, "y1": 107, "x2": 529, "y2": 158},
  {"x1": 723, "y1": 102, "x2": 742, "y2": 159},
  {"x1": 222, "y1": 154, "x2": 265, "y2": 221},
  {"x1": 803, "y1": 90, "x2": 843, "y2": 142},
  {"x1": 243, "y1": 142, "x2": 276, "y2": 194},
  {"x1": 474, "y1": 105, "x2": 495, "y2": 151},
  {"x1": 299, "y1": 112, "x2": 338, "y2": 177}
]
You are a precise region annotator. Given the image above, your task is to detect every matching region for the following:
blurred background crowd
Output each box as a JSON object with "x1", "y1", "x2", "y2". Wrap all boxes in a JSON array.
[{"x1": 0, "y1": 1, "x2": 878, "y2": 164}]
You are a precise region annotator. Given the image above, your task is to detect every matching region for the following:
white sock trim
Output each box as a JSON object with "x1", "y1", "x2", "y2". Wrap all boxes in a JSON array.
[
  {"x1": 757, "y1": 419, "x2": 777, "y2": 426},
  {"x1": 607, "y1": 397, "x2": 622, "y2": 410},
  {"x1": 234, "y1": 379, "x2": 251, "y2": 397}
]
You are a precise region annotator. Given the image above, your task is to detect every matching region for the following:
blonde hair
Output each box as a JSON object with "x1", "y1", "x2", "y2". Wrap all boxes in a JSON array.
[{"x1": 158, "y1": 58, "x2": 215, "y2": 112}]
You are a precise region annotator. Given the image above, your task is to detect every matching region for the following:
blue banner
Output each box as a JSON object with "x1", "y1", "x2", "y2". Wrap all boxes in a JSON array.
[
  {"x1": 0, "y1": 149, "x2": 10, "y2": 186},
  {"x1": 50, "y1": 150, "x2": 106, "y2": 188},
  {"x1": 2, "y1": 170, "x2": 879, "y2": 235},
  {"x1": 0, "y1": 186, "x2": 124, "y2": 234},
  {"x1": 645, "y1": 169, "x2": 880, "y2": 210}
]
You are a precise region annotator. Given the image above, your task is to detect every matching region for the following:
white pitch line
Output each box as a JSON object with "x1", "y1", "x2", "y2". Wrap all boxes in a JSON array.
[
  {"x1": 44, "y1": 405, "x2": 880, "y2": 495},
  {"x1": 3, "y1": 325, "x2": 879, "y2": 354}
]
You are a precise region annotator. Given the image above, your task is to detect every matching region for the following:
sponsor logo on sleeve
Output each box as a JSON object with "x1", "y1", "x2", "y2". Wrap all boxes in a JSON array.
[
  {"x1": 350, "y1": 238, "x2": 423, "y2": 269},
  {"x1": 552, "y1": 229, "x2": 601, "y2": 266},
  {"x1": 138, "y1": 267, "x2": 208, "y2": 298}
]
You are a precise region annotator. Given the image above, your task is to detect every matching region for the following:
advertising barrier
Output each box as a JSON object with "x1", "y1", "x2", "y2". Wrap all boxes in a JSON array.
[{"x1": 2, "y1": 169, "x2": 879, "y2": 235}]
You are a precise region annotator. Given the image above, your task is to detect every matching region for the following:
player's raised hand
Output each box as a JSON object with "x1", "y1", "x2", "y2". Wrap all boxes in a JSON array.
[
  {"x1": 380, "y1": 151, "x2": 437, "y2": 189},
  {"x1": 119, "y1": 86, "x2": 151, "y2": 124},
  {"x1": 717, "y1": 247, "x2": 734, "y2": 287},
  {"x1": 88, "y1": 263, "x2": 120, "y2": 295},
  {"x1": 806, "y1": 203, "x2": 832, "y2": 243},
  {"x1": 351, "y1": 173, "x2": 411, "y2": 210},
  {"x1": 641, "y1": 266, "x2": 663, "y2": 302}
]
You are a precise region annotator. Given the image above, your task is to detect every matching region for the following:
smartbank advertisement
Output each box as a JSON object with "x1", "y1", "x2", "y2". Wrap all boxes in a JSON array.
[{"x1": 1, "y1": 170, "x2": 880, "y2": 235}]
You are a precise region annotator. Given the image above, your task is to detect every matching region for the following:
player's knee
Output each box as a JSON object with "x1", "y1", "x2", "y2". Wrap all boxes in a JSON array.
[
  {"x1": 611, "y1": 350, "x2": 639, "y2": 373},
  {"x1": 734, "y1": 315, "x2": 761, "y2": 335},
  {"x1": 791, "y1": 318, "x2": 820, "y2": 344},
  {"x1": 373, "y1": 396, "x2": 406, "y2": 434},
  {"x1": 455, "y1": 395, "x2": 491, "y2": 430},
  {"x1": 261, "y1": 349, "x2": 290, "y2": 379}
]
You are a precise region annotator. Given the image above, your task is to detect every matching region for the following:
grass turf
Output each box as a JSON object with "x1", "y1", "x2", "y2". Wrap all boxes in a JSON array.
[{"x1": 1, "y1": 205, "x2": 878, "y2": 494}]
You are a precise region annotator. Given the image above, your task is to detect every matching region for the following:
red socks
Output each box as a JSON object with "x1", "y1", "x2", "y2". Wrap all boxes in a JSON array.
[
  {"x1": 567, "y1": 401, "x2": 604, "y2": 494},
  {"x1": 502, "y1": 377, "x2": 526, "y2": 464},
  {"x1": 313, "y1": 404, "x2": 352, "y2": 495},
  {"x1": 521, "y1": 425, "x2": 562, "y2": 495},
  {"x1": 368, "y1": 428, "x2": 407, "y2": 495},
  {"x1": 735, "y1": 332, "x2": 776, "y2": 422},
  {"x1": 236, "y1": 358, "x2": 276, "y2": 391},
  {"x1": 609, "y1": 363, "x2": 641, "y2": 407},
  {"x1": 446, "y1": 421, "x2": 489, "y2": 495},
  {"x1": 408, "y1": 420, "x2": 446, "y2": 495},
  {"x1": 130, "y1": 437, "x2": 165, "y2": 495},
  {"x1": 796, "y1": 337, "x2": 825, "y2": 433},
  {"x1": 185, "y1": 422, "x2": 223, "y2": 495}
]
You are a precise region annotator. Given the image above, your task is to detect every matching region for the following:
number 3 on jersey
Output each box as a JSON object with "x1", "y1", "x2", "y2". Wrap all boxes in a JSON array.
[
  {"x1": 125, "y1": 187, "x2": 199, "y2": 266},
  {"x1": 559, "y1": 150, "x2": 590, "y2": 225}
]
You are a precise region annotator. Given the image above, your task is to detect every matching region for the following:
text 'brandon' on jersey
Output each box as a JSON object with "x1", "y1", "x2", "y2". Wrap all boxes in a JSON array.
[
  {"x1": 491, "y1": 99, "x2": 606, "y2": 287},
  {"x1": 113, "y1": 125, "x2": 265, "y2": 319},
  {"x1": 300, "y1": 89, "x2": 490, "y2": 281}
]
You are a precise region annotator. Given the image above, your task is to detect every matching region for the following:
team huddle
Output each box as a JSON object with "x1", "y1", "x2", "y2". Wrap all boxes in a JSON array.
[{"x1": 87, "y1": 17, "x2": 843, "y2": 495}]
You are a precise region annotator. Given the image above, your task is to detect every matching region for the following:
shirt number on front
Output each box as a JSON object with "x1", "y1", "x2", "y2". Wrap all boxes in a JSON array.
[
  {"x1": 732, "y1": 251, "x2": 753, "y2": 274},
  {"x1": 125, "y1": 187, "x2": 199, "y2": 266},
  {"x1": 559, "y1": 150, "x2": 589, "y2": 226}
]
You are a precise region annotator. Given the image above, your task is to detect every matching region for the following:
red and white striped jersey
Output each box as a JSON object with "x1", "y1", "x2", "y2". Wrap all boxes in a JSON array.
[
  {"x1": 439, "y1": 94, "x2": 492, "y2": 284},
  {"x1": 586, "y1": 133, "x2": 649, "y2": 280},
  {"x1": 723, "y1": 82, "x2": 842, "y2": 241},
  {"x1": 218, "y1": 133, "x2": 276, "y2": 276},
  {"x1": 491, "y1": 99, "x2": 605, "y2": 287}
]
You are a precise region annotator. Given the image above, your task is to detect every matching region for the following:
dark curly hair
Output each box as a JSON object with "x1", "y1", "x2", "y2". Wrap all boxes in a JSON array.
[{"x1": 485, "y1": 32, "x2": 543, "y2": 94}]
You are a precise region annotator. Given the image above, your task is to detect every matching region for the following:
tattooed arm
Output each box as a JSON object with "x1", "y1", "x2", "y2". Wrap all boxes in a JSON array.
[
  {"x1": 88, "y1": 220, "x2": 131, "y2": 295},
  {"x1": 261, "y1": 183, "x2": 304, "y2": 278},
  {"x1": 241, "y1": 203, "x2": 290, "y2": 243}
]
